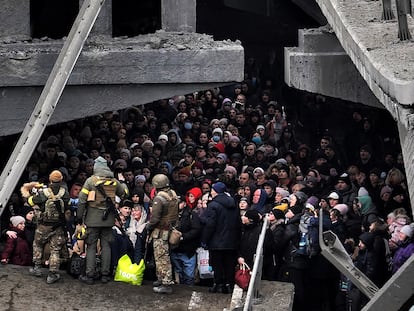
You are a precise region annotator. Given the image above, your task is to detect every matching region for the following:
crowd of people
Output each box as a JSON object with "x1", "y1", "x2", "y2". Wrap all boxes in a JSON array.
[{"x1": 0, "y1": 72, "x2": 413, "y2": 310}]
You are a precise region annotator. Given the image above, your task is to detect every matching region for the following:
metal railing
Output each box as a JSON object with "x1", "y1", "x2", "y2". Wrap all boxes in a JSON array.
[{"x1": 243, "y1": 215, "x2": 269, "y2": 311}]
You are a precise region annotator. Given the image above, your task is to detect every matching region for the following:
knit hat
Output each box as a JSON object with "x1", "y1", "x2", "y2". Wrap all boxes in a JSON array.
[
  {"x1": 294, "y1": 191, "x2": 308, "y2": 204},
  {"x1": 380, "y1": 185, "x2": 392, "y2": 197},
  {"x1": 253, "y1": 167, "x2": 265, "y2": 175},
  {"x1": 130, "y1": 142, "x2": 139, "y2": 150},
  {"x1": 359, "y1": 232, "x2": 375, "y2": 249},
  {"x1": 337, "y1": 173, "x2": 351, "y2": 186},
  {"x1": 10, "y1": 215, "x2": 25, "y2": 227},
  {"x1": 135, "y1": 175, "x2": 146, "y2": 183},
  {"x1": 224, "y1": 165, "x2": 237, "y2": 175},
  {"x1": 158, "y1": 134, "x2": 168, "y2": 142},
  {"x1": 120, "y1": 148, "x2": 131, "y2": 159},
  {"x1": 20, "y1": 205, "x2": 34, "y2": 218},
  {"x1": 229, "y1": 135, "x2": 240, "y2": 143},
  {"x1": 113, "y1": 159, "x2": 127, "y2": 169},
  {"x1": 274, "y1": 202, "x2": 289, "y2": 212},
  {"x1": 178, "y1": 167, "x2": 191, "y2": 177},
  {"x1": 212, "y1": 182, "x2": 226, "y2": 194},
  {"x1": 49, "y1": 170, "x2": 63, "y2": 183},
  {"x1": 275, "y1": 187, "x2": 290, "y2": 198},
  {"x1": 244, "y1": 209, "x2": 261, "y2": 224},
  {"x1": 400, "y1": 225, "x2": 413, "y2": 238},
  {"x1": 217, "y1": 153, "x2": 228, "y2": 162},
  {"x1": 271, "y1": 208, "x2": 285, "y2": 220},
  {"x1": 212, "y1": 128, "x2": 223, "y2": 136},
  {"x1": 333, "y1": 204, "x2": 349, "y2": 217},
  {"x1": 240, "y1": 197, "x2": 249, "y2": 203},
  {"x1": 358, "y1": 187, "x2": 369, "y2": 197},
  {"x1": 263, "y1": 179, "x2": 276, "y2": 190},
  {"x1": 306, "y1": 196, "x2": 319, "y2": 208},
  {"x1": 192, "y1": 161, "x2": 203, "y2": 170},
  {"x1": 222, "y1": 98, "x2": 232, "y2": 106},
  {"x1": 275, "y1": 158, "x2": 288, "y2": 166},
  {"x1": 256, "y1": 125, "x2": 265, "y2": 131}
]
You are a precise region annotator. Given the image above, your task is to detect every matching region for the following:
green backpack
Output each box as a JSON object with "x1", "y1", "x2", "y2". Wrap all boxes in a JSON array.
[{"x1": 42, "y1": 187, "x2": 65, "y2": 223}]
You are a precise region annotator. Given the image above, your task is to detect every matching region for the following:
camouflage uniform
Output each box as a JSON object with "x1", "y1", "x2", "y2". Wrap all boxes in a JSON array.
[
  {"x1": 28, "y1": 178, "x2": 70, "y2": 281},
  {"x1": 147, "y1": 189, "x2": 179, "y2": 287},
  {"x1": 77, "y1": 157, "x2": 128, "y2": 282}
]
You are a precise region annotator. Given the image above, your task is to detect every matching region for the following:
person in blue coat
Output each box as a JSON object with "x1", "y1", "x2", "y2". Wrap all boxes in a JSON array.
[{"x1": 201, "y1": 182, "x2": 241, "y2": 294}]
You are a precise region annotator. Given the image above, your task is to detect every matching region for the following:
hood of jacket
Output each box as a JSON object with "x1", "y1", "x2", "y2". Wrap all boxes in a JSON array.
[
  {"x1": 358, "y1": 195, "x2": 374, "y2": 215},
  {"x1": 186, "y1": 187, "x2": 202, "y2": 209},
  {"x1": 214, "y1": 192, "x2": 236, "y2": 209},
  {"x1": 167, "y1": 128, "x2": 182, "y2": 146}
]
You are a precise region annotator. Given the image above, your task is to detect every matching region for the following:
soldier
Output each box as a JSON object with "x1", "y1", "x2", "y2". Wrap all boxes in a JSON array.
[
  {"x1": 28, "y1": 170, "x2": 70, "y2": 284},
  {"x1": 146, "y1": 174, "x2": 179, "y2": 294},
  {"x1": 76, "y1": 156, "x2": 129, "y2": 285}
]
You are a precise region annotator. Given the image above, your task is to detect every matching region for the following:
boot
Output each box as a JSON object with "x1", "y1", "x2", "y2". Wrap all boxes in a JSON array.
[
  {"x1": 79, "y1": 274, "x2": 94, "y2": 285},
  {"x1": 209, "y1": 283, "x2": 223, "y2": 293},
  {"x1": 153, "y1": 280, "x2": 162, "y2": 287},
  {"x1": 222, "y1": 283, "x2": 232, "y2": 294},
  {"x1": 101, "y1": 275, "x2": 112, "y2": 284},
  {"x1": 29, "y1": 265, "x2": 42, "y2": 277},
  {"x1": 46, "y1": 272, "x2": 61, "y2": 284},
  {"x1": 153, "y1": 285, "x2": 173, "y2": 294}
]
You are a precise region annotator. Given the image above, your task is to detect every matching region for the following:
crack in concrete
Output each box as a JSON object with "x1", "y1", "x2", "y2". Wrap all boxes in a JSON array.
[{"x1": 4, "y1": 281, "x2": 19, "y2": 311}]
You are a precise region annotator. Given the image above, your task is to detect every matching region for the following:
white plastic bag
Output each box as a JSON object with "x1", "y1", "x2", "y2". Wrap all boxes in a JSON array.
[{"x1": 196, "y1": 247, "x2": 214, "y2": 279}]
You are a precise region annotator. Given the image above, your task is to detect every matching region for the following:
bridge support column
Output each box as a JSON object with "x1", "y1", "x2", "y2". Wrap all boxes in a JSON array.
[
  {"x1": 0, "y1": 0, "x2": 30, "y2": 41},
  {"x1": 161, "y1": 0, "x2": 196, "y2": 32}
]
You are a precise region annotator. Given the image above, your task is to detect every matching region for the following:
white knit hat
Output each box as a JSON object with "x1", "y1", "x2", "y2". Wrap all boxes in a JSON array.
[
  {"x1": 10, "y1": 216, "x2": 25, "y2": 227},
  {"x1": 400, "y1": 225, "x2": 413, "y2": 238}
]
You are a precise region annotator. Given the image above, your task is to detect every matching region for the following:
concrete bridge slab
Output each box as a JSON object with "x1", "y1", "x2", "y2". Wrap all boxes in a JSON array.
[{"x1": 285, "y1": 27, "x2": 382, "y2": 108}]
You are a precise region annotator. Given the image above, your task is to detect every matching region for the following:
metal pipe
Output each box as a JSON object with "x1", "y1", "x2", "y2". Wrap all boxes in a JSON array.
[
  {"x1": 243, "y1": 215, "x2": 269, "y2": 311},
  {"x1": 0, "y1": 0, "x2": 105, "y2": 216}
]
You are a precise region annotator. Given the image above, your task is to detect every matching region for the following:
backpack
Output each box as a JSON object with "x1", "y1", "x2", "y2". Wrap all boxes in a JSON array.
[
  {"x1": 42, "y1": 187, "x2": 66, "y2": 223},
  {"x1": 297, "y1": 213, "x2": 312, "y2": 256}
]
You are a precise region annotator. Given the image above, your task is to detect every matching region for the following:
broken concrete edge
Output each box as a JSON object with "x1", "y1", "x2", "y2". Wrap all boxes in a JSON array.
[
  {"x1": 0, "y1": 32, "x2": 244, "y2": 86},
  {"x1": 315, "y1": 0, "x2": 414, "y2": 109},
  {"x1": 0, "y1": 31, "x2": 242, "y2": 52}
]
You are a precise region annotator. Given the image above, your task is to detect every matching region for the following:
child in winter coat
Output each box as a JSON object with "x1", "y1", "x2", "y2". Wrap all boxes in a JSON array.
[{"x1": 1, "y1": 216, "x2": 32, "y2": 266}]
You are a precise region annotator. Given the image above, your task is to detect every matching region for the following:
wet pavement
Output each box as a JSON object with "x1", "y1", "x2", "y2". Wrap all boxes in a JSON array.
[{"x1": 0, "y1": 264, "x2": 232, "y2": 311}]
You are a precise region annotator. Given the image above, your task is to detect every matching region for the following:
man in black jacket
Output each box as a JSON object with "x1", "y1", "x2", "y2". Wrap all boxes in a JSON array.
[{"x1": 201, "y1": 182, "x2": 241, "y2": 294}]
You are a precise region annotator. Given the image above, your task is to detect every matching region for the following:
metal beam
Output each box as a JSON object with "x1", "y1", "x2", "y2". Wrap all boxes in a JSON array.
[
  {"x1": 0, "y1": 0, "x2": 105, "y2": 216},
  {"x1": 362, "y1": 255, "x2": 414, "y2": 311},
  {"x1": 319, "y1": 209, "x2": 379, "y2": 299}
]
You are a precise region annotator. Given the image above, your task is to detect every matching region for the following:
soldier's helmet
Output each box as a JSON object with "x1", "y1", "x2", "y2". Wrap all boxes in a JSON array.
[{"x1": 152, "y1": 174, "x2": 170, "y2": 189}]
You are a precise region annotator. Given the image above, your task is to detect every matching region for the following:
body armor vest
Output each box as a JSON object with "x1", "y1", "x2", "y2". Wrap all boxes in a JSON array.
[
  {"x1": 88, "y1": 177, "x2": 117, "y2": 208},
  {"x1": 155, "y1": 189, "x2": 179, "y2": 230}
]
